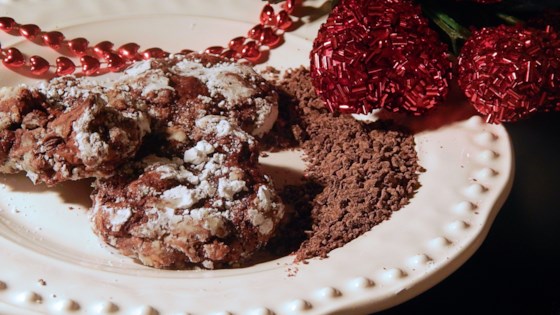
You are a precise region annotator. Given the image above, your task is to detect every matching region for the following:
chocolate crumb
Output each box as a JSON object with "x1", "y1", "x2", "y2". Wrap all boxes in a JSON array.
[
  {"x1": 264, "y1": 67, "x2": 421, "y2": 261},
  {"x1": 38, "y1": 279, "x2": 46, "y2": 286}
]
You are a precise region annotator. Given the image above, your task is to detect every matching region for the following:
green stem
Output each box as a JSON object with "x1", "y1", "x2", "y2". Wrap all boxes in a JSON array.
[
  {"x1": 496, "y1": 13, "x2": 523, "y2": 26},
  {"x1": 421, "y1": 5, "x2": 471, "y2": 55}
]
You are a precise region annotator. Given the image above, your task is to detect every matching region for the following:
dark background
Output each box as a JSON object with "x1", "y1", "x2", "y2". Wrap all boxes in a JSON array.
[{"x1": 379, "y1": 111, "x2": 560, "y2": 315}]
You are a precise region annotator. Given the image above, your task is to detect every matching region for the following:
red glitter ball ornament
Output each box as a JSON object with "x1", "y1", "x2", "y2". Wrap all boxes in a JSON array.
[
  {"x1": 528, "y1": 11, "x2": 560, "y2": 112},
  {"x1": 309, "y1": 0, "x2": 452, "y2": 115},
  {"x1": 466, "y1": 0, "x2": 502, "y2": 3},
  {"x1": 457, "y1": 25, "x2": 558, "y2": 123}
]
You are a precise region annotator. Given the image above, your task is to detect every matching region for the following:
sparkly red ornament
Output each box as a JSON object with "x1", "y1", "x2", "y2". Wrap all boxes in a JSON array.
[
  {"x1": 540, "y1": 29, "x2": 560, "y2": 112},
  {"x1": 467, "y1": 0, "x2": 502, "y2": 3},
  {"x1": 528, "y1": 11, "x2": 560, "y2": 32},
  {"x1": 528, "y1": 11, "x2": 560, "y2": 112},
  {"x1": 457, "y1": 25, "x2": 558, "y2": 123},
  {"x1": 309, "y1": 0, "x2": 452, "y2": 116}
]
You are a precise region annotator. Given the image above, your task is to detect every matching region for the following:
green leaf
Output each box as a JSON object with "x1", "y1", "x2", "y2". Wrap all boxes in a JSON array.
[{"x1": 421, "y1": 5, "x2": 471, "y2": 55}]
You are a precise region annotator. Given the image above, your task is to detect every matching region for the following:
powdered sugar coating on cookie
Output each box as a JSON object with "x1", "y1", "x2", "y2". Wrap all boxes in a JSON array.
[
  {"x1": 91, "y1": 116, "x2": 284, "y2": 269},
  {"x1": 0, "y1": 81, "x2": 149, "y2": 186},
  {"x1": 110, "y1": 53, "x2": 278, "y2": 140}
]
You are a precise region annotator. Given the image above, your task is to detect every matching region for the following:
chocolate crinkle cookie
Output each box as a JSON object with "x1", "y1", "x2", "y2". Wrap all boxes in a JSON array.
[
  {"x1": 90, "y1": 116, "x2": 284, "y2": 269},
  {"x1": 0, "y1": 84, "x2": 147, "y2": 186},
  {"x1": 0, "y1": 52, "x2": 279, "y2": 185},
  {"x1": 0, "y1": 53, "x2": 285, "y2": 269},
  {"x1": 108, "y1": 52, "x2": 279, "y2": 154}
]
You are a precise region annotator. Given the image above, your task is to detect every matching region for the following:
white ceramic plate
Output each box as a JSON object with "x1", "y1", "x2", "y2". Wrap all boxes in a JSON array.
[{"x1": 0, "y1": 5, "x2": 513, "y2": 315}]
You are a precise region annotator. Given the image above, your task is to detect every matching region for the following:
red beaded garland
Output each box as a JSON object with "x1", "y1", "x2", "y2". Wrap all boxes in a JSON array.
[
  {"x1": 228, "y1": 36, "x2": 246, "y2": 52},
  {"x1": 67, "y1": 37, "x2": 89, "y2": 56},
  {"x1": 260, "y1": 4, "x2": 276, "y2": 25},
  {"x1": 142, "y1": 47, "x2": 168, "y2": 59},
  {"x1": 0, "y1": 17, "x2": 15, "y2": 31},
  {"x1": 284, "y1": 0, "x2": 296, "y2": 14},
  {"x1": 260, "y1": 27, "x2": 281, "y2": 47},
  {"x1": 2, "y1": 47, "x2": 25, "y2": 67},
  {"x1": 29, "y1": 55, "x2": 50, "y2": 75},
  {"x1": 93, "y1": 41, "x2": 114, "y2": 58},
  {"x1": 221, "y1": 49, "x2": 240, "y2": 59},
  {"x1": 276, "y1": 10, "x2": 293, "y2": 30},
  {"x1": 42, "y1": 31, "x2": 65, "y2": 49},
  {"x1": 105, "y1": 52, "x2": 127, "y2": 72},
  {"x1": 55, "y1": 57, "x2": 76, "y2": 76},
  {"x1": 204, "y1": 46, "x2": 225, "y2": 56},
  {"x1": 19, "y1": 24, "x2": 40, "y2": 39},
  {"x1": 118, "y1": 42, "x2": 140, "y2": 60},
  {"x1": 0, "y1": 0, "x2": 296, "y2": 77},
  {"x1": 80, "y1": 55, "x2": 101, "y2": 75},
  {"x1": 241, "y1": 41, "x2": 261, "y2": 62}
]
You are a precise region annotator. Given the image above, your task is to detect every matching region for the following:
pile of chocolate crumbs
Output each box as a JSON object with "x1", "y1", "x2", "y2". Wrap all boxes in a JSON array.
[{"x1": 262, "y1": 68, "x2": 422, "y2": 261}]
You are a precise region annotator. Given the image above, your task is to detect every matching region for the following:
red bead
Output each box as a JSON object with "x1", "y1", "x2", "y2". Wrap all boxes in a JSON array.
[
  {"x1": 19, "y1": 24, "x2": 40, "y2": 39},
  {"x1": 80, "y1": 55, "x2": 100, "y2": 75},
  {"x1": 260, "y1": 27, "x2": 281, "y2": 47},
  {"x1": 179, "y1": 49, "x2": 194, "y2": 55},
  {"x1": 228, "y1": 36, "x2": 246, "y2": 52},
  {"x1": 241, "y1": 41, "x2": 261, "y2": 62},
  {"x1": 42, "y1": 31, "x2": 65, "y2": 49},
  {"x1": 2, "y1": 48, "x2": 25, "y2": 67},
  {"x1": 105, "y1": 52, "x2": 127, "y2": 72},
  {"x1": 248, "y1": 24, "x2": 264, "y2": 40},
  {"x1": 117, "y1": 42, "x2": 140, "y2": 60},
  {"x1": 221, "y1": 49, "x2": 240, "y2": 60},
  {"x1": 276, "y1": 10, "x2": 293, "y2": 30},
  {"x1": 29, "y1": 55, "x2": 50, "y2": 75},
  {"x1": 204, "y1": 46, "x2": 225, "y2": 55},
  {"x1": 284, "y1": 0, "x2": 296, "y2": 14},
  {"x1": 260, "y1": 4, "x2": 276, "y2": 25},
  {"x1": 141, "y1": 47, "x2": 168, "y2": 60},
  {"x1": 55, "y1": 57, "x2": 76, "y2": 76},
  {"x1": 67, "y1": 37, "x2": 89, "y2": 56},
  {"x1": 0, "y1": 17, "x2": 15, "y2": 32},
  {"x1": 93, "y1": 41, "x2": 114, "y2": 58}
]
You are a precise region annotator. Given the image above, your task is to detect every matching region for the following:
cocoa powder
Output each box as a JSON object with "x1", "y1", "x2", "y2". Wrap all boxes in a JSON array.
[{"x1": 264, "y1": 68, "x2": 421, "y2": 261}]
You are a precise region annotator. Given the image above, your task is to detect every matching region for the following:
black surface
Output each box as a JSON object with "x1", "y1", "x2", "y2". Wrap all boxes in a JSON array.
[{"x1": 379, "y1": 111, "x2": 560, "y2": 315}]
